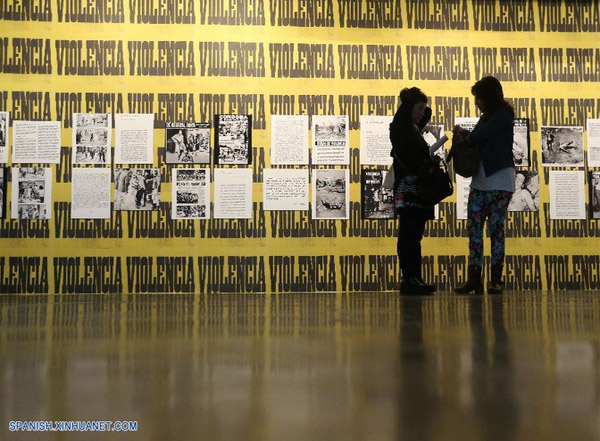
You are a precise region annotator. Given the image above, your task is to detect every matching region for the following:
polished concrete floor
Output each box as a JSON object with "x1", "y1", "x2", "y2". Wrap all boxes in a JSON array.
[{"x1": 1, "y1": 292, "x2": 599, "y2": 441}]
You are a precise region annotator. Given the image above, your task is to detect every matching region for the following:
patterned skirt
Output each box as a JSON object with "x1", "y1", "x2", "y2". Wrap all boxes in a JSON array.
[{"x1": 395, "y1": 175, "x2": 435, "y2": 218}]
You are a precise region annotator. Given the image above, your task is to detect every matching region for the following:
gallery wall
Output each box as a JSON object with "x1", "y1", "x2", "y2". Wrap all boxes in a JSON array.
[{"x1": 1, "y1": 0, "x2": 599, "y2": 293}]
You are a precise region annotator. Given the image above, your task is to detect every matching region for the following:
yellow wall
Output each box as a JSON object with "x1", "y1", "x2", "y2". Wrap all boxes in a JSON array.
[{"x1": 1, "y1": 0, "x2": 599, "y2": 293}]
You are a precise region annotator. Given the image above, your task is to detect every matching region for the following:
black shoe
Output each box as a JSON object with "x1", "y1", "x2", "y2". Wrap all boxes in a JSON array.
[
  {"x1": 487, "y1": 282, "x2": 503, "y2": 295},
  {"x1": 454, "y1": 265, "x2": 484, "y2": 294},
  {"x1": 400, "y1": 277, "x2": 435, "y2": 295}
]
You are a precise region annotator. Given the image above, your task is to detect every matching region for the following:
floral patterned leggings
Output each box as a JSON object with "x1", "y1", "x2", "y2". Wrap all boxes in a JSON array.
[{"x1": 467, "y1": 189, "x2": 513, "y2": 268}]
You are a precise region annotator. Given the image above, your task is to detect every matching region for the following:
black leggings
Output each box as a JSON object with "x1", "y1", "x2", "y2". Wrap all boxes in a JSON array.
[{"x1": 397, "y1": 212, "x2": 428, "y2": 279}]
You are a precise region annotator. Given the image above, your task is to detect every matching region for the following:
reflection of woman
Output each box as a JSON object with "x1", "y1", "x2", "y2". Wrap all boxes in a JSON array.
[
  {"x1": 390, "y1": 87, "x2": 436, "y2": 295},
  {"x1": 454, "y1": 77, "x2": 515, "y2": 295}
]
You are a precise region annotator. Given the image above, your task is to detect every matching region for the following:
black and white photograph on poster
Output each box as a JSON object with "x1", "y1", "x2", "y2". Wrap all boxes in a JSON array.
[
  {"x1": 313, "y1": 169, "x2": 349, "y2": 219},
  {"x1": 0, "y1": 111, "x2": 8, "y2": 163},
  {"x1": 591, "y1": 172, "x2": 600, "y2": 220},
  {"x1": 541, "y1": 126, "x2": 584, "y2": 167},
  {"x1": 214, "y1": 115, "x2": 251, "y2": 165},
  {"x1": 508, "y1": 171, "x2": 539, "y2": 212},
  {"x1": 72, "y1": 113, "x2": 111, "y2": 164},
  {"x1": 313, "y1": 115, "x2": 349, "y2": 164},
  {"x1": 11, "y1": 167, "x2": 52, "y2": 219},
  {"x1": 172, "y1": 168, "x2": 210, "y2": 219},
  {"x1": 513, "y1": 118, "x2": 530, "y2": 167},
  {"x1": 0, "y1": 168, "x2": 6, "y2": 218},
  {"x1": 423, "y1": 124, "x2": 446, "y2": 160},
  {"x1": 165, "y1": 122, "x2": 211, "y2": 164},
  {"x1": 114, "y1": 169, "x2": 161, "y2": 211},
  {"x1": 361, "y1": 170, "x2": 394, "y2": 219}
]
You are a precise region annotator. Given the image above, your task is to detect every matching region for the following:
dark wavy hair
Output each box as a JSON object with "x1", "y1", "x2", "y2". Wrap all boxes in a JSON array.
[
  {"x1": 471, "y1": 76, "x2": 514, "y2": 117},
  {"x1": 399, "y1": 87, "x2": 428, "y2": 124}
]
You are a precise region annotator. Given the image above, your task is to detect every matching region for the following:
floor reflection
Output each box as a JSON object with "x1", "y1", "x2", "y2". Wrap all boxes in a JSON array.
[{"x1": 0, "y1": 292, "x2": 599, "y2": 440}]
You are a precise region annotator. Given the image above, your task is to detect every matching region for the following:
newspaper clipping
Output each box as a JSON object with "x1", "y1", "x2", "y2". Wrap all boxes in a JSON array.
[
  {"x1": 11, "y1": 167, "x2": 52, "y2": 219},
  {"x1": 313, "y1": 169, "x2": 349, "y2": 219},
  {"x1": 541, "y1": 126, "x2": 584, "y2": 167},
  {"x1": 172, "y1": 168, "x2": 210, "y2": 219},
  {"x1": 0, "y1": 168, "x2": 6, "y2": 218},
  {"x1": 360, "y1": 115, "x2": 393, "y2": 166},
  {"x1": 166, "y1": 122, "x2": 211, "y2": 164},
  {"x1": 263, "y1": 168, "x2": 309, "y2": 211},
  {"x1": 313, "y1": 115, "x2": 350, "y2": 165},
  {"x1": 215, "y1": 115, "x2": 251, "y2": 165},
  {"x1": 513, "y1": 118, "x2": 530, "y2": 167},
  {"x1": 71, "y1": 168, "x2": 112, "y2": 219},
  {"x1": 549, "y1": 170, "x2": 586, "y2": 219},
  {"x1": 270, "y1": 115, "x2": 309, "y2": 165},
  {"x1": 591, "y1": 171, "x2": 600, "y2": 220},
  {"x1": 72, "y1": 113, "x2": 111, "y2": 165},
  {"x1": 114, "y1": 169, "x2": 161, "y2": 211},
  {"x1": 0, "y1": 112, "x2": 8, "y2": 163},
  {"x1": 214, "y1": 168, "x2": 253, "y2": 218},
  {"x1": 587, "y1": 119, "x2": 600, "y2": 167},
  {"x1": 508, "y1": 171, "x2": 539, "y2": 212},
  {"x1": 115, "y1": 114, "x2": 154, "y2": 164},
  {"x1": 361, "y1": 169, "x2": 394, "y2": 219},
  {"x1": 12, "y1": 121, "x2": 61, "y2": 164}
]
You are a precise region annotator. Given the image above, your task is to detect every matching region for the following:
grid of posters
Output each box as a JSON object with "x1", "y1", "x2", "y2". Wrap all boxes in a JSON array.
[
  {"x1": 11, "y1": 167, "x2": 52, "y2": 219},
  {"x1": 270, "y1": 115, "x2": 309, "y2": 165},
  {"x1": 263, "y1": 168, "x2": 309, "y2": 211},
  {"x1": 312, "y1": 115, "x2": 349, "y2": 165},
  {"x1": 12, "y1": 121, "x2": 61, "y2": 164},
  {"x1": 592, "y1": 172, "x2": 600, "y2": 220},
  {"x1": 508, "y1": 171, "x2": 539, "y2": 212},
  {"x1": 313, "y1": 169, "x2": 349, "y2": 219},
  {"x1": 513, "y1": 118, "x2": 530, "y2": 167},
  {"x1": 0, "y1": 168, "x2": 6, "y2": 218},
  {"x1": 172, "y1": 168, "x2": 210, "y2": 219},
  {"x1": 549, "y1": 170, "x2": 586, "y2": 219},
  {"x1": 587, "y1": 119, "x2": 600, "y2": 167},
  {"x1": 71, "y1": 168, "x2": 111, "y2": 219},
  {"x1": 215, "y1": 115, "x2": 251, "y2": 165},
  {"x1": 0, "y1": 112, "x2": 8, "y2": 163},
  {"x1": 114, "y1": 114, "x2": 154, "y2": 164},
  {"x1": 165, "y1": 122, "x2": 211, "y2": 164},
  {"x1": 360, "y1": 115, "x2": 393, "y2": 166},
  {"x1": 114, "y1": 168, "x2": 161, "y2": 211},
  {"x1": 214, "y1": 168, "x2": 253, "y2": 219},
  {"x1": 361, "y1": 169, "x2": 394, "y2": 219},
  {"x1": 72, "y1": 113, "x2": 111, "y2": 165},
  {"x1": 541, "y1": 126, "x2": 584, "y2": 167}
]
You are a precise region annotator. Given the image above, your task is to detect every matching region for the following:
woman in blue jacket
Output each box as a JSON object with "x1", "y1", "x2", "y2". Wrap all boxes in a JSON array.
[{"x1": 454, "y1": 77, "x2": 515, "y2": 294}]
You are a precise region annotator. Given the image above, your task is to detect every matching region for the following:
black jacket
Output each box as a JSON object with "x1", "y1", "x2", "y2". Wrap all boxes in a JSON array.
[
  {"x1": 468, "y1": 105, "x2": 515, "y2": 176},
  {"x1": 389, "y1": 105, "x2": 432, "y2": 183}
]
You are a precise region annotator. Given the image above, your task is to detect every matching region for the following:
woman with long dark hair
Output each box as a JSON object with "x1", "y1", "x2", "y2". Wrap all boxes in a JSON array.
[
  {"x1": 454, "y1": 77, "x2": 515, "y2": 294},
  {"x1": 390, "y1": 87, "x2": 436, "y2": 295}
]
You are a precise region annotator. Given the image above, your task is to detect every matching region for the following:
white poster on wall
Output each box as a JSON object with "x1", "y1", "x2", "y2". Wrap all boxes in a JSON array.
[
  {"x1": 454, "y1": 117, "x2": 479, "y2": 132},
  {"x1": 263, "y1": 168, "x2": 309, "y2": 211},
  {"x1": 455, "y1": 175, "x2": 472, "y2": 220},
  {"x1": 72, "y1": 113, "x2": 112, "y2": 165},
  {"x1": 214, "y1": 168, "x2": 253, "y2": 219},
  {"x1": 360, "y1": 115, "x2": 393, "y2": 166},
  {"x1": 172, "y1": 168, "x2": 211, "y2": 219},
  {"x1": 11, "y1": 167, "x2": 52, "y2": 219},
  {"x1": 12, "y1": 121, "x2": 61, "y2": 164},
  {"x1": 312, "y1": 115, "x2": 349, "y2": 165},
  {"x1": 541, "y1": 126, "x2": 584, "y2": 167},
  {"x1": 549, "y1": 170, "x2": 586, "y2": 220},
  {"x1": 270, "y1": 115, "x2": 309, "y2": 165},
  {"x1": 0, "y1": 112, "x2": 9, "y2": 163},
  {"x1": 587, "y1": 119, "x2": 600, "y2": 167},
  {"x1": 114, "y1": 113, "x2": 154, "y2": 164},
  {"x1": 71, "y1": 168, "x2": 111, "y2": 219}
]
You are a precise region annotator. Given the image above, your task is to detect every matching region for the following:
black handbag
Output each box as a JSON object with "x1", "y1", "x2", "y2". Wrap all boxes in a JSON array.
[
  {"x1": 417, "y1": 156, "x2": 454, "y2": 205},
  {"x1": 448, "y1": 137, "x2": 480, "y2": 178},
  {"x1": 393, "y1": 152, "x2": 454, "y2": 206}
]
